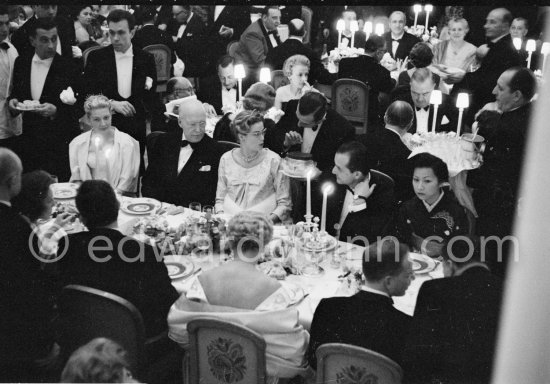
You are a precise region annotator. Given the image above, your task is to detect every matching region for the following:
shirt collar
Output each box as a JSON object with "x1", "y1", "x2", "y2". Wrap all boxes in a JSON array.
[
  {"x1": 491, "y1": 33, "x2": 509, "y2": 44},
  {"x1": 0, "y1": 199, "x2": 12, "y2": 207},
  {"x1": 289, "y1": 36, "x2": 303, "y2": 42},
  {"x1": 32, "y1": 53, "x2": 54, "y2": 64},
  {"x1": 391, "y1": 32, "x2": 404, "y2": 40},
  {"x1": 361, "y1": 285, "x2": 390, "y2": 298},
  {"x1": 114, "y1": 44, "x2": 133, "y2": 58},
  {"x1": 385, "y1": 126, "x2": 403, "y2": 137},
  {"x1": 422, "y1": 190, "x2": 444, "y2": 212}
]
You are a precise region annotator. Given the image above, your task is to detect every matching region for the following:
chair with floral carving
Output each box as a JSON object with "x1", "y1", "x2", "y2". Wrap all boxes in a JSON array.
[
  {"x1": 143, "y1": 44, "x2": 172, "y2": 93},
  {"x1": 187, "y1": 318, "x2": 268, "y2": 384},
  {"x1": 331, "y1": 78, "x2": 370, "y2": 135},
  {"x1": 315, "y1": 343, "x2": 403, "y2": 384}
]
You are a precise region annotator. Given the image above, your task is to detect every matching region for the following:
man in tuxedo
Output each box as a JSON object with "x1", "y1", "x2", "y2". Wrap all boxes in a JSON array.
[
  {"x1": 171, "y1": 6, "x2": 209, "y2": 78},
  {"x1": 360, "y1": 101, "x2": 414, "y2": 204},
  {"x1": 0, "y1": 149, "x2": 57, "y2": 381},
  {"x1": 11, "y1": 4, "x2": 77, "y2": 60},
  {"x1": 449, "y1": 8, "x2": 522, "y2": 123},
  {"x1": 132, "y1": 6, "x2": 175, "y2": 66},
  {"x1": 198, "y1": 55, "x2": 241, "y2": 115},
  {"x1": 383, "y1": 11, "x2": 420, "y2": 61},
  {"x1": 8, "y1": 18, "x2": 80, "y2": 181},
  {"x1": 307, "y1": 240, "x2": 413, "y2": 369},
  {"x1": 403, "y1": 237, "x2": 503, "y2": 383},
  {"x1": 265, "y1": 19, "x2": 336, "y2": 86},
  {"x1": 331, "y1": 141, "x2": 396, "y2": 244},
  {"x1": 339, "y1": 35, "x2": 397, "y2": 129},
  {"x1": 142, "y1": 98, "x2": 224, "y2": 208},
  {"x1": 392, "y1": 68, "x2": 456, "y2": 134},
  {"x1": 82, "y1": 9, "x2": 157, "y2": 163},
  {"x1": 233, "y1": 6, "x2": 282, "y2": 80},
  {"x1": 327, "y1": 8, "x2": 366, "y2": 51},
  {"x1": 0, "y1": 6, "x2": 22, "y2": 151}
]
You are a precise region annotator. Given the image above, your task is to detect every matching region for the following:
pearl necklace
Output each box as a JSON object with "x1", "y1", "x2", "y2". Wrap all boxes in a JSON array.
[{"x1": 240, "y1": 149, "x2": 261, "y2": 163}]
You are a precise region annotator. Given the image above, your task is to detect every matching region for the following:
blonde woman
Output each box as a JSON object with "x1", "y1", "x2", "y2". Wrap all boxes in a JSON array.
[
  {"x1": 274, "y1": 54, "x2": 313, "y2": 110},
  {"x1": 69, "y1": 95, "x2": 140, "y2": 195}
]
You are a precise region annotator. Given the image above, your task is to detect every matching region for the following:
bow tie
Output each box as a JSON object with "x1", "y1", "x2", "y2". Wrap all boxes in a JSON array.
[
  {"x1": 416, "y1": 106, "x2": 429, "y2": 112},
  {"x1": 305, "y1": 125, "x2": 319, "y2": 132},
  {"x1": 33, "y1": 57, "x2": 52, "y2": 66},
  {"x1": 487, "y1": 41, "x2": 496, "y2": 49},
  {"x1": 181, "y1": 140, "x2": 198, "y2": 149},
  {"x1": 267, "y1": 30, "x2": 278, "y2": 36},
  {"x1": 346, "y1": 185, "x2": 355, "y2": 195},
  {"x1": 0, "y1": 42, "x2": 9, "y2": 51},
  {"x1": 392, "y1": 38, "x2": 401, "y2": 42}
]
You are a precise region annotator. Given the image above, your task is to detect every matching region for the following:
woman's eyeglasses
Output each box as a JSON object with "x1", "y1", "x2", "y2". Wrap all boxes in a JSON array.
[{"x1": 247, "y1": 128, "x2": 267, "y2": 137}]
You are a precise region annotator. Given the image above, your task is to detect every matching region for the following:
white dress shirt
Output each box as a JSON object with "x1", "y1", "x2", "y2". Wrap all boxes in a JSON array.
[
  {"x1": 115, "y1": 45, "x2": 133, "y2": 99},
  {"x1": 177, "y1": 132, "x2": 194, "y2": 174},
  {"x1": 268, "y1": 33, "x2": 278, "y2": 48},
  {"x1": 30, "y1": 53, "x2": 53, "y2": 101},
  {"x1": 214, "y1": 6, "x2": 225, "y2": 21},
  {"x1": 415, "y1": 107, "x2": 429, "y2": 134},
  {"x1": 221, "y1": 86, "x2": 237, "y2": 110},
  {"x1": 338, "y1": 178, "x2": 368, "y2": 231},
  {"x1": 301, "y1": 123, "x2": 322, "y2": 154},
  {"x1": 0, "y1": 40, "x2": 22, "y2": 139},
  {"x1": 177, "y1": 13, "x2": 194, "y2": 38},
  {"x1": 391, "y1": 32, "x2": 404, "y2": 57}
]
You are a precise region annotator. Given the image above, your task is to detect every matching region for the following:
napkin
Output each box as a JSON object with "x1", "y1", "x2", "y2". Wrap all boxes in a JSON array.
[
  {"x1": 71, "y1": 46, "x2": 82, "y2": 58},
  {"x1": 145, "y1": 76, "x2": 153, "y2": 90},
  {"x1": 59, "y1": 87, "x2": 77, "y2": 105},
  {"x1": 164, "y1": 95, "x2": 197, "y2": 118}
]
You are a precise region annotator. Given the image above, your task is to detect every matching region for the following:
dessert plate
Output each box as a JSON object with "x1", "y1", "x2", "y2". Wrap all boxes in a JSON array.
[
  {"x1": 51, "y1": 183, "x2": 79, "y2": 199},
  {"x1": 409, "y1": 252, "x2": 437, "y2": 274},
  {"x1": 164, "y1": 256, "x2": 195, "y2": 280},
  {"x1": 121, "y1": 198, "x2": 161, "y2": 215}
]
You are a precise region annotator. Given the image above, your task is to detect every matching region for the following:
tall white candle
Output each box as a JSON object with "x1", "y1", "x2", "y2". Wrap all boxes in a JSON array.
[
  {"x1": 234, "y1": 64, "x2": 245, "y2": 100},
  {"x1": 424, "y1": 5, "x2": 433, "y2": 32},
  {"x1": 375, "y1": 23, "x2": 384, "y2": 36},
  {"x1": 320, "y1": 183, "x2": 334, "y2": 233},
  {"x1": 456, "y1": 93, "x2": 469, "y2": 137},
  {"x1": 429, "y1": 90, "x2": 442, "y2": 133},
  {"x1": 541, "y1": 42, "x2": 550, "y2": 72},
  {"x1": 413, "y1": 4, "x2": 422, "y2": 29},
  {"x1": 336, "y1": 19, "x2": 345, "y2": 49},
  {"x1": 364, "y1": 21, "x2": 373, "y2": 41},
  {"x1": 306, "y1": 168, "x2": 313, "y2": 218},
  {"x1": 526, "y1": 39, "x2": 536, "y2": 69},
  {"x1": 350, "y1": 20, "x2": 358, "y2": 48}
]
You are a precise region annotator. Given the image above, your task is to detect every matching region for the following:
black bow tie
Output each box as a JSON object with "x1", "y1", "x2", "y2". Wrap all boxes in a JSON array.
[
  {"x1": 346, "y1": 185, "x2": 355, "y2": 195},
  {"x1": 487, "y1": 41, "x2": 496, "y2": 49},
  {"x1": 392, "y1": 38, "x2": 401, "y2": 42},
  {"x1": 416, "y1": 106, "x2": 429, "y2": 112},
  {"x1": 268, "y1": 30, "x2": 278, "y2": 36},
  {"x1": 306, "y1": 125, "x2": 319, "y2": 132},
  {"x1": 0, "y1": 42, "x2": 9, "y2": 51},
  {"x1": 181, "y1": 140, "x2": 198, "y2": 149}
]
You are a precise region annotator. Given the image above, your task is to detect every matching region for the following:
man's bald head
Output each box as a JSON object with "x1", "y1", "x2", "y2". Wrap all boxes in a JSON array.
[
  {"x1": 0, "y1": 148, "x2": 22, "y2": 199},
  {"x1": 289, "y1": 18, "x2": 305, "y2": 37},
  {"x1": 178, "y1": 99, "x2": 206, "y2": 143},
  {"x1": 166, "y1": 76, "x2": 195, "y2": 99},
  {"x1": 485, "y1": 8, "x2": 513, "y2": 40}
]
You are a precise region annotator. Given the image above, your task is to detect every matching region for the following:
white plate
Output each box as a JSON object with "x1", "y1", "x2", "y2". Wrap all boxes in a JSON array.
[
  {"x1": 121, "y1": 198, "x2": 161, "y2": 215},
  {"x1": 51, "y1": 183, "x2": 79, "y2": 199},
  {"x1": 409, "y1": 252, "x2": 437, "y2": 274},
  {"x1": 164, "y1": 256, "x2": 195, "y2": 280}
]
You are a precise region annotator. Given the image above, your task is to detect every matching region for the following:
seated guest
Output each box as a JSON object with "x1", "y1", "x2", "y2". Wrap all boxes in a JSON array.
[
  {"x1": 56, "y1": 180, "x2": 179, "y2": 338},
  {"x1": 331, "y1": 141, "x2": 395, "y2": 244},
  {"x1": 387, "y1": 153, "x2": 469, "y2": 257},
  {"x1": 274, "y1": 54, "x2": 313, "y2": 110},
  {"x1": 0, "y1": 149, "x2": 58, "y2": 382},
  {"x1": 60, "y1": 338, "x2": 138, "y2": 383},
  {"x1": 403, "y1": 237, "x2": 503, "y2": 383},
  {"x1": 168, "y1": 211, "x2": 309, "y2": 379},
  {"x1": 11, "y1": 170, "x2": 73, "y2": 259},
  {"x1": 360, "y1": 101, "x2": 414, "y2": 203},
  {"x1": 73, "y1": 5, "x2": 94, "y2": 45},
  {"x1": 326, "y1": 8, "x2": 366, "y2": 51},
  {"x1": 383, "y1": 11, "x2": 420, "y2": 62},
  {"x1": 142, "y1": 98, "x2": 224, "y2": 208},
  {"x1": 307, "y1": 240, "x2": 413, "y2": 369},
  {"x1": 215, "y1": 110, "x2": 291, "y2": 222},
  {"x1": 392, "y1": 68, "x2": 457, "y2": 134},
  {"x1": 432, "y1": 17, "x2": 477, "y2": 73},
  {"x1": 213, "y1": 82, "x2": 276, "y2": 143},
  {"x1": 339, "y1": 34, "x2": 397, "y2": 128},
  {"x1": 132, "y1": 6, "x2": 175, "y2": 62},
  {"x1": 396, "y1": 42, "x2": 441, "y2": 88},
  {"x1": 69, "y1": 95, "x2": 140, "y2": 196}
]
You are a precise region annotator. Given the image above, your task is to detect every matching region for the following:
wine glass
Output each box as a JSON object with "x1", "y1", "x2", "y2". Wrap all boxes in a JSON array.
[
  {"x1": 195, "y1": 233, "x2": 211, "y2": 256},
  {"x1": 189, "y1": 202, "x2": 202, "y2": 212},
  {"x1": 202, "y1": 205, "x2": 214, "y2": 214}
]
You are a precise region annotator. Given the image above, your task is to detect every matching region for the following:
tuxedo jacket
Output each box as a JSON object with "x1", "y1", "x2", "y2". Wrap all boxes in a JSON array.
[
  {"x1": 339, "y1": 54, "x2": 396, "y2": 124},
  {"x1": 307, "y1": 291, "x2": 411, "y2": 369},
  {"x1": 359, "y1": 129, "x2": 414, "y2": 203},
  {"x1": 171, "y1": 14, "x2": 209, "y2": 77},
  {"x1": 133, "y1": 24, "x2": 176, "y2": 64},
  {"x1": 57, "y1": 227, "x2": 179, "y2": 337},
  {"x1": 403, "y1": 267, "x2": 503, "y2": 383},
  {"x1": 334, "y1": 171, "x2": 396, "y2": 244},
  {"x1": 327, "y1": 30, "x2": 367, "y2": 52},
  {"x1": 233, "y1": 20, "x2": 279, "y2": 72},
  {"x1": 11, "y1": 16, "x2": 76, "y2": 59},
  {"x1": 0, "y1": 204, "x2": 56, "y2": 363},
  {"x1": 82, "y1": 45, "x2": 157, "y2": 143},
  {"x1": 391, "y1": 86, "x2": 457, "y2": 134},
  {"x1": 383, "y1": 31, "x2": 420, "y2": 61},
  {"x1": 197, "y1": 75, "x2": 249, "y2": 116},
  {"x1": 264, "y1": 38, "x2": 336, "y2": 85},
  {"x1": 142, "y1": 133, "x2": 225, "y2": 208}
]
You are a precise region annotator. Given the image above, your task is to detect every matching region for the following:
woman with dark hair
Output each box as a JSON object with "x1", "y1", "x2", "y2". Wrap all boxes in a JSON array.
[
  {"x1": 397, "y1": 42, "x2": 441, "y2": 88},
  {"x1": 73, "y1": 5, "x2": 107, "y2": 47},
  {"x1": 387, "y1": 153, "x2": 469, "y2": 257},
  {"x1": 215, "y1": 110, "x2": 291, "y2": 222}
]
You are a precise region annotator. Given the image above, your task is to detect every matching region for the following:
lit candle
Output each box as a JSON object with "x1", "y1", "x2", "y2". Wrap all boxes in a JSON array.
[
  {"x1": 526, "y1": 39, "x2": 536, "y2": 69},
  {"x1": 364, "y1": 21, "x2": 373, "y2": 41},
  {"x1": 234, "y1": 64, "x2": 246, "y2": 100},
  {"x1": 456, "y1": 93, "x2": 469, "y2": 137},
  {"x1": 320, "y1": 183, "x2": 334, "y2": 233},
  {"x1": 413, "y1": 4, "x2": 422, "y2": 29},
  {"x1": 513, "y1": 37, "x2": 522, "y2": 51},
  {"x1": 259, "y1": 67, "x2": 271, "y2": 83},
  {"x1": 350, "y1": 20, "x2": 359, "y2": 48},
  {"x1": 306, "y1": 168, "x2": 313, "y2": 219},
  {"x1": 541, "y1": 42, "x2": 550, "y2": 72},
  {"x1": 375, "y1": 23, "x2": 384, "y2": 36},
  {"x1": 424, "y1": 5, "x2": 433, "y2": 33},
  {"x1": 429, "y1": 90, "x2": 442, "y2": 133},
  {"x1": 336, "y1": 19, "x2": 345, "y2": 49}
]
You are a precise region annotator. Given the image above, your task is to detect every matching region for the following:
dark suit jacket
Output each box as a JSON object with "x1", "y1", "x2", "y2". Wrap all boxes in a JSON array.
[
  {"x1": 234, "y1": 20, "x2": 279, "y2": 73},
  {"x1": 11, "y1": 15, "x2": 76, "y2": 59},
  {"x1": 391, "y1": 86, "x2": 457, "y2": 134},
  {"x1": 403, "y1": 267, "x2": 503, "y2": 383},
  {"x1": 359, "y1": 129, "x2": 414, "y2": 203},
  {"x1": 9, "y1": 53, "x2": 81, "y2": 180},
  {"x1": 383, "y1": 32, "x2": 420, "y2": 61},
  {"x1": 173, "y1": 13, "x2": 209, "y2": 77},
  {"x1": 133, "y1": 24, "x2": 176, "y2": 64},
  {"x1": 0, "y1": 204, "x2": 56, "y2": 364},
  {"x1": 339, "y1": 54, "x2": 396, "y2": 124},
  {"x1": 307, "y1": 291, "x2": 411, "y2": 369},
  {"x1": 56, "y1": 227, "x2": 179, "y2": 337},
  {"x1": 453, "y1": 34, "x2": 522, "y2": 121},
  {"x1": 142, "y1": 133, "x2": 224, "y2": 207},
  {"x1": 335, "y1": 171, "x2": 396, "y2": 244},
  {"x1": 82, "y1": 45, "x2": 157, "y2": 144},
  {"x1": 197, "y1": 75, "x2": 249, "y2": 116},
  {"x1": 265, "y1": 38, "x2": 336, "y2": 85}
]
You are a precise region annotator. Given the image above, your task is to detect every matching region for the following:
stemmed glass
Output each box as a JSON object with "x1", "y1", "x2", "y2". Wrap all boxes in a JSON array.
[{"x1": 189, "y1": 202, "x2": 202, "y2": 212}]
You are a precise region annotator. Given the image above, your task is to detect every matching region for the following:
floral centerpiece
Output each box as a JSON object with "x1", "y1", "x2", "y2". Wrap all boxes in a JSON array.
[{"x1": 405, "y1": 25, "x2": 440, "y2": 46}]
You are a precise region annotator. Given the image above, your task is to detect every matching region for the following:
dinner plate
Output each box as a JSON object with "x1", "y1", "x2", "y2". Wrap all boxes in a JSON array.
[
  {"x1": 409, "y1": 252, "x2": 437, "y2": 274},
  {"x1": 51, "y1": 183, "x2": 79, "y2": 199},
  {"x1": 164, "y1": 256, "x2": 195, "y2": 280},
  {"x1": 121, "y1": 198, "x2": 161, "y2": 215}
]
